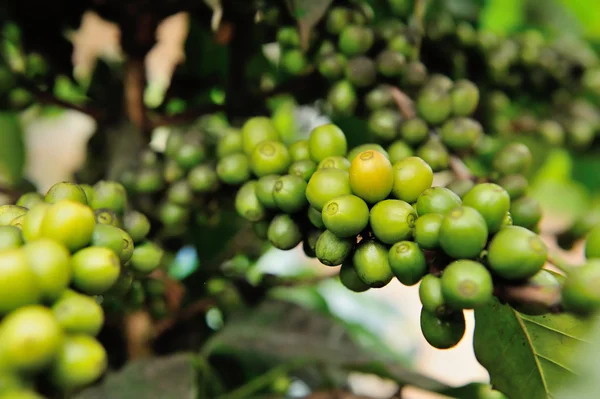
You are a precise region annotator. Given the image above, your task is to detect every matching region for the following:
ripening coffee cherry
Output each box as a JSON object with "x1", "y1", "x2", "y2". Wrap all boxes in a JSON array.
[
  {"x1": 400, "y1": 118, "x2": 429, "y2": 145},
  {"x1": 174, "y1": 134, "x2": 206, "y2": 170},
  {"x1": 446, "y1": 179, "x2": 475, "y2": 199},
  {"x1": 306, "y1": 169, "x2": 352, "y2": 211},
  {"x1": 49, "y1": 335, "x2": 107, "y2": 390},
  {"x1": 0, "y1": 248, "x2": 40, "y2": 314},
  {"x1": 308, "y1": 207, "x2": 325, "y2": 229},
  {"x1": 339, "y1": 261, "x2": 370, "y2": 292},
  {"x1": 450, "y1": 80, "x2": 479, "y2": 116},
  {"x1": 387, "y1": 35, "x2": 412, "y2": 57},
  {"x1": 417, "y1": 139, "x2": 449, "y2": 172},
  {"x1": 159, "y1": 202, "x2": 189, "y2": 227},
  {"x1": 217, "y1": 153, "x2": 250, "y2": 185},
  {"x1": 235, "y1": 181, "x2": 266, "y2": 222},
  {"x1": 510, "y1": 196, "x2": 542, "y2": 229},
  {"x1": 251, "y1": 140, "x2": 291, "y2": 177},
  {"x1": 71, "y1": 247, "x2": 120, "y2": 295},
  {"x1": 585, "y1": 225, "x2": 600, "y2": 259},
  {"x1": 315, "y1": 230, "x2": 354, "y2": 266},
  {"x1": 276, "y1": 26, "x2": 300, "y2": 48},
  {"x1": 267, "y1": 214, "x2": 302, "y2": 250},
  {"x1": 402, "y1": 61, "x2": 428, "y2": 87},
  {"x1": 345, "y1": 56, "x2": 377, "y2": 88},
  {"x1": 492, "y1": 143, "x2": 532, "y2": 176},
  {"x1": 92, "y1": 224, "x2": 132, "y2": 262},
  {"x1": 463, "y1": 183, "x2": 510, "y2": 233},
  {"x1": 123, "y1": 211, "x2": 150, "y2": 243},
  {"x1": 0, "y1": 225, "x2": 22, "y2": 251},
  {"x1": 420, "y1": 308, "x2": 465, "y2": 349},
  {"x1": 273, "y1": 175, "x2": 308, "y2": 213},
  {"x1": 21, "y1": 203, "x2": 49, "y2": 242},
  {"x1": 255, "y1": 175, "x2": 280, "y2": 209},
  {"x1": 512, "y1": 269, "x2": 560, "y2": 316},
  {"x1": 441, "y1": 260, "x2": 493, "y2": 309},
  {"x1": 281, "y1": 49, "x2": 308, "y2": 75},
  {"x1": 416, "y1": 187, "x2": 462, "y2": 216},
  {"x1": 318, "y1": 156, "x2": 351, "y2": 171},
  {"x1": 439, "y1": 207, "x2": 488, "y2": 259},
  {"x1": 487, "y1": 226, "x2": 547, "y2": 280},
  {"x1": 538, "y1": 120, "x2": 565, "y2": 146},
  {"x1": 349, "y1": 150, "x2": 394, "y2": 204},
  {"x1": 217, "y1": 129, "x2": 243, "y2": 158},
  {"x1": 368, "y1": 109, "x2": 402, "y2": 142},
  {"x1": 417, "y1": 87, "x2": 452, "y2": 125},
  {"x1": 188, "y1": 164, "x2": 219, "y2": 193},
  {"x1": 91, "y1": 181, "x2": 127, "y2": 214},
  {"x1": 497, "y1": 174, "x2": 528, "y2": 200},
  {"x1": 303, "y1": 229, "x2": 322, "y2": 258},
  {"x1": 365, "y1": 86, "x2": 393, "y2": 111},
  {"x1": 16, "y1": 192, "x2": 44, "y2": 209},
  {"x1": 322, "y1": 194, "x2": 369, "y2": 238},
  {"x1": 389, "y1": 241, "x2": 427, "y2": 286},
  {"x1": 289, "y1": 139, "x2": 311, "y2": 162},
  {"x1": 353, "y1": 239, "x2": 394, "y2": 288},
  {"x1": 326, "y1": 7, "x2": 353, "y2": 35},
  {"x1": 370, "y1": 200, "x2": 416, "y2": 244},
  {"x1": 347, "y1": 144, "x2": 389, "y2": 161},
  {"x1": 40, "y1": 200, "x2": 96, "y2": 252},
  {"x1": 24, "y1": 239, "x2": 72, "y2": 302},
  {"x1": 561, "y1": 260, "x2": 600, "y2": 314},
  {"x1": 414, "y1": 213, "x2": 444, "y2": 249},
  {"x1": 567, "y1": 120, "x2": 595, "y2": 151},
  {"x1": 0, "y1": 306, "x2": 63, "y2": 373},
  {"x1": 45, "y1": 182, "x2": 88, "y2": 205},
  {"x1": 52, "y1": 293, "x2": 104, "y2": 336},
  {"x1": 309, "y1": 124, "x2": 348, "y2": 163},
  {"x1": 338, "y1": 25, "x2": 373, "y2": 56},
  {"x1": 135, "y1": 167, "x2": 164, "y2": 193},
  {"x1": 130, "y1": 241, "x2": 164, "y2": 275},
  {"x1": 419, "y1": 274, "x2": 446, "y2": 315},
  {"x1": 440, "y1": 117, "x2": 483, "y2": 151},
  {"x1": 289, "y1": 160, "x2": 317, "y2": 181},
  {"x1": 318, "y1": 53, "x2": 347, "y2": 80},
  {"x1": 327, "y1": 80, "x2": 358, "y2": 117},
  {"x1": 241, "y1": 117, "x2": 280, "y2": 156},
  {"x1": 387, "y1": 140, "x2": 414, "y2": 164},
  {"x1": 376, "y1": 50, "x2": 406, "y2": 77},
  {"x1": 167, "y1": 180, "x2": 193, "y2": 207},
  {"x1": 391, "y1": 157, "x2": 433, "y2": 203},
  {"x1": 0, "y1": 205, "x2": 27, "y2": 226}
]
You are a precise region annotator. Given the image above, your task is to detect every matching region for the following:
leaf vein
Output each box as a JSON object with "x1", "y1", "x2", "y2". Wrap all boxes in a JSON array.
[
  {"x1": 513, "y1": 310, "x2": 549, "y2": 395},
  {"x1": 521, "y1": 317, "x2": 592, "y2": 344},
  {"x1": 535, "y1": 353, "x2": 577, "y2": 375}
]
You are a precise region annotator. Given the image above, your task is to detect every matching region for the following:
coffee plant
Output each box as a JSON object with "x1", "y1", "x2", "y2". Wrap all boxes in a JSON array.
[{"x1": 2, "y1": 0, "x2": 600, "y2": 398}]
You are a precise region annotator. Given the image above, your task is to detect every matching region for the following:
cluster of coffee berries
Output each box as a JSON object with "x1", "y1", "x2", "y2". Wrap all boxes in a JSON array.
[{"x1": 0, "y1": 181, "x2": 163, "y2": 397}]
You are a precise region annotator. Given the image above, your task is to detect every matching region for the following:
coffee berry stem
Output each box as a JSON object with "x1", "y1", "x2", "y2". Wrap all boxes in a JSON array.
[{"x1": 449, "y1": 155, "x2": 474, "y2": 181}]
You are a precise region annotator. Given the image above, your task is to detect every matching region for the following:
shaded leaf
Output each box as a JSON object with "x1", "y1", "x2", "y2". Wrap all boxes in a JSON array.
[
  {"x1": 286, "y1": 0, "x2": 334, "y2": 50},
  {"x1": 76, "y1": 353, "x2": 197, "y2": 399},
  {"x1": 479, "y1": 0, "x2": 524, "y2": 33},
  {"x1": 474, "y1": 297, "x2": 598, "y2": 399},
  {"x1": 203, "y1": 299, "x2": 450, "y2": 392},
  {"x1": 0, "y1": 112, "x2": 25, "y2": 186},
  {"x1": 556, "y1": 0, "x2": 600, "y2": 39}
]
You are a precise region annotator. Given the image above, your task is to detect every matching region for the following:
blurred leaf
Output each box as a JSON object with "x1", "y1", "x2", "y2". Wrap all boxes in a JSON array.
[
  {"x1": 271, "y1": 98, "x2": 298, "y2": 145},
  {"x1": 479, "y1": 0, "x2": 523, "y2": 33},
  {"x1": 203, "y1": 300, "x2": 450, "y2": 392},
  {"x1": 168, "y1": 246, "x2": 200, "y2": 281},
  {"x1": 286, "y1": 0, "x2": 334, "y2": 50},
  {"x1": 53, "y1": 75, "x2": 88, "y2": 105},
  {"x1": 269, "y1": 285, "x2": 330, "y2": 314},
  {"x1": 76, "y1": 353, "x2": 197, "y2": 399},
  {"x1": 183, "y1": 19, "x2": 229, "y2": 81},
  {"x1": 572, "y1": 151, "x2": 600, "y2": 193},
  {"x1": 557, "y1": 0, "x2": 600, "y2": 39},
  {"x1": 474, "y1": 297, "x2": 598, "y2": 399},
  {"x1": 0, "y1": 112, "x2": 25, "y2": 187}
]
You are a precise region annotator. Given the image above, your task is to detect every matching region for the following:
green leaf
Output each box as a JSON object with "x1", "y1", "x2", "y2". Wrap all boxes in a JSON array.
[
  {"x1": 479, "y1": 0, "x2": 524, "y2": 34},
  {"x1": 75, "y1": 353, "x2": 198, "y2": 399},
  {"x1": 556, "y1": 0, "x2": 600, "y2": 39},
  {"x1": 0, "y1": 112, "x2": 25, "y2": 187},
  {"x1": 286, "y1": 0, "x2": 334, "y2": 50},
  {"x1": 203, "y1": 299, "x2": 450, "y2": 392},
  {"x1": 474, "y1": 297, "x2": 599, "y2": 399}
]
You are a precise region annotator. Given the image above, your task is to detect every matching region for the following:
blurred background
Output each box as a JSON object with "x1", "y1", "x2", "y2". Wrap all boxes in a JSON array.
[{"x1": 5, "y1": 0, "x2": 600, "y2": 398}]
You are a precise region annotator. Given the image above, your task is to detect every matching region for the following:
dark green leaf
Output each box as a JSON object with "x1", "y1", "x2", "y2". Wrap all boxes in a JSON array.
[
  {"x1": 474, "y1": 297, "x2": 598, "y2": 399},
  {"x1": 0, "y1": 112, "x2": 25, "y2": 186},
  {"x1": 203, "y1": 299, "x2": 450, "y2": 392},
  {"x1": 286, "y1": 0, "x2": 334, "y2": 50},
  {"x1": 76, "y1": 353, "x2": 197, "y2": 399}
]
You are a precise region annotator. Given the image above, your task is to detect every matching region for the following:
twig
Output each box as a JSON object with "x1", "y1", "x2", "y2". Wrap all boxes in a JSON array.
[
  {"x1": 449, "y1": 155, "x2": 474, "y2": 181},
  {"x1": 388, "y1": 86, "x2": 416, "y2": 119},
  {"x1": 148, "y1": 103, "x2": 226, "y2": 127},
  {"x1": 124, "y1": 58, "x2": 150, "y2": 134},
  {"x1": 411, "y1": 0, "x2": 430, "y2": 62}
]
